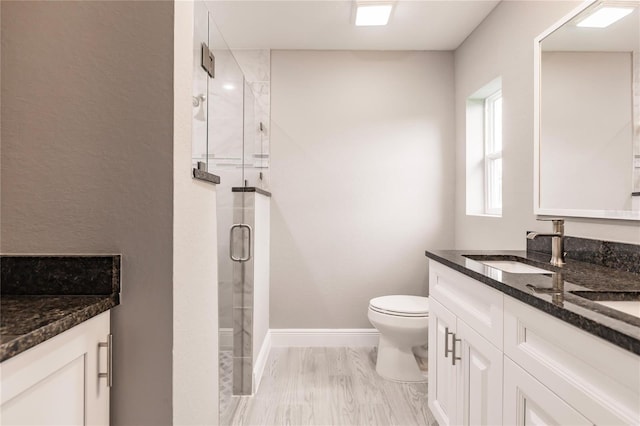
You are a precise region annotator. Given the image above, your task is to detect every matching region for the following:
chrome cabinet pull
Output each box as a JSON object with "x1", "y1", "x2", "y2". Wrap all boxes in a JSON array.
[
  {"x1": 451, "y1": 333, "x2": 462, "y2": 366},
  {"x1": 444, "y1": 327, "x2": 452, "y2": 358},
  {"x1": 229, "y1": 224, "x2": 252, "y2": 262},
  {"x1": 98, "y1": 334, "x2": 113, "y2": 387}
]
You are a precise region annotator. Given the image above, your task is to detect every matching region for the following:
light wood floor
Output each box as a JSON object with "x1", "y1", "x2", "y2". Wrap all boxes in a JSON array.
[{"x1": 222, "y1": 347, "x2": 438, "y2": 426}]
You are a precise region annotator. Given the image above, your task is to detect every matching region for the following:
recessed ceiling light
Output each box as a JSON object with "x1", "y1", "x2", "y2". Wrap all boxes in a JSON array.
[
  {"x1": 576, "y1": 6, "x2": 634, "y2": 28},
  {"x1": 355, "y1": 4, "x2": 393, "y2": 26},
  {"x1": 222, "y1": 83, "x2": 235, "y2": 91}
]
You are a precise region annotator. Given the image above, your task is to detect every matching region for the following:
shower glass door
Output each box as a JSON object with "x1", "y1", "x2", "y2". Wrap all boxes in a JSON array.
[
  {"x1": 193, "y1": 4, "x2": 261, "y2": 422},
  {"x1": 203, "y1": 8, "x2": 248, "y2": 422}
]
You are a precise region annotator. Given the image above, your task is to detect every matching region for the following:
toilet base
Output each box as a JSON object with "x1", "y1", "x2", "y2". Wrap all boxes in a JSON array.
[{"x1": 375, "y1": 335, "x2": 427, "y2": 383}]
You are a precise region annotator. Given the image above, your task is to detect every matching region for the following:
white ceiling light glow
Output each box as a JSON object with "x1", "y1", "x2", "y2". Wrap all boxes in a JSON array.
[
  {"x1": 355, "y1": 4, "x2": 393, "y2": 26},
  {"x1": 576, "y1": 6, "x2": 634, "y2": 28}
]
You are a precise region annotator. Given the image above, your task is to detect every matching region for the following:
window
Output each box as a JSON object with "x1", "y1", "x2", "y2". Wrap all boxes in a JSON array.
[
  {"x1": 465, "y1": 78, "x2": 502, "y2": 217},
  {"x1": 484, "y1": 90, "x2": 502, "y2": 215}
]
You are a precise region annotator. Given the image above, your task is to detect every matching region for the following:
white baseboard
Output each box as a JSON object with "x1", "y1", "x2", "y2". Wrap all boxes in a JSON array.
[
  {"x1": 252, "y1": 331, "x2": 272, "y2": 394},
  {"x1": 219, "y1": 328, "x2": 233, "y2": 350},
  {"x1": 270, "y1": 328, "x2": 380, "y2": 347}
]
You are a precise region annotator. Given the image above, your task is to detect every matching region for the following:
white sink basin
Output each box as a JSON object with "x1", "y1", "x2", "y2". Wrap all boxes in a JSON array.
[
  {"x1": 480, "y1": 260, "x2": 552, "y2": 274},
  {"x1": 593, "y1": 301, "x2": 640, "y2": 319}
]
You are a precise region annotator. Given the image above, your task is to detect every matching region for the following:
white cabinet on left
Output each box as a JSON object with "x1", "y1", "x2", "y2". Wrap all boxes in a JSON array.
[
  {"x1": 428, "y1": 261, "x2": 504, "y2": 426},
  {"x1": 1, "y1": 311, "x2": 111, "y2": 426}
]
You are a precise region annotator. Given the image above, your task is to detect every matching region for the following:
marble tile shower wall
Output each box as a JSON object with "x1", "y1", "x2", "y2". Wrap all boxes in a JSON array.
[
  {"x1": 217, "y1": 49, "x2": 270, "y2": 348},
  {"x1": 233, "y1": 49, "x2": 271, "y2": 190},
  {"x1": 232, "y1": 191, "x2": 257, "y2": 395}
]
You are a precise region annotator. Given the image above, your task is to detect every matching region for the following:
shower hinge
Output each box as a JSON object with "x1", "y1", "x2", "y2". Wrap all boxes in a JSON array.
[{"x1": 201, "y1": 43, "x2": 215, "y2": 78}]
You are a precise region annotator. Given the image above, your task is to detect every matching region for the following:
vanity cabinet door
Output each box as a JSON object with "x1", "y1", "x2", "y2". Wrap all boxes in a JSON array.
[
  {"x1": 1, "y1": 356, "x2": 86, "y2": 425},
  {"x1": 503, "y1": 357, "x2": 591, "y2": 426},
  {"x1": 1, "y1": 312, "x2": 110, "y2": 426},
  {"x1": 456, "y1": 320, "x2": 503, "y2": 426},
  {"x1": 504, "y1": 296, "x2": 639, "y2": 425},
  {"x1": 428, "y1": 298, "x2": 458, "y2": 426}
]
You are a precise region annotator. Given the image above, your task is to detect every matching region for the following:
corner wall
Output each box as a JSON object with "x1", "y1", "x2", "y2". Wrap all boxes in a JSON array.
[
  {"x1": 172, "y1": 1, "x2": 219, "y2": 424},
  {"x1": 270, "y1": 50, "x2": 455, "y2": 329},
  {"x1": 1, "y1": 2, "x2": 175, "y2": 424},
  {"x1": 453, "y1": 0, "x2": 640, "y2": 249}
]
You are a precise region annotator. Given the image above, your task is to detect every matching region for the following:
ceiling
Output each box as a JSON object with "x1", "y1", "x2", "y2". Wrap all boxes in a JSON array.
[
  {"x1": 206, "y1": 0, "x2": 501, "y2": 51},
  {"x1": 542, "y1": 5, "x2": 639, "y2": 52}
]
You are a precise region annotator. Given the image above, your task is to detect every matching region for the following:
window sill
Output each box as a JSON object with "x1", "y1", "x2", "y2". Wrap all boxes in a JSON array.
[{"x1": 466, "y1": 213, "x2": 502, "y2": 218}]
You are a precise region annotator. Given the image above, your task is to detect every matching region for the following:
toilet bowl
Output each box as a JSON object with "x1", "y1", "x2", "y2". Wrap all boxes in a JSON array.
[{"x1": 368, "y1": 295, "x2": 429, "y2": 382}]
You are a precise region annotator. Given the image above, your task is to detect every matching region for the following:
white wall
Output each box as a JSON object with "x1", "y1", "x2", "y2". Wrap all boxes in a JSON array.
[
  {"x1": 253, "y1": 193, "x2": 270, "y2": 366},
  {"x1": 454, "y1": 0, "x2": 640, "y2": 249},
  {"x1": 172, "y1": 2, "x2": 219, "y2": 425},
  {"x1": 270, "y1": 50, "x2": 455, "y2": 329},
  {"x1": 0, "y1": 2, "x2": 174, "y2": 424}
]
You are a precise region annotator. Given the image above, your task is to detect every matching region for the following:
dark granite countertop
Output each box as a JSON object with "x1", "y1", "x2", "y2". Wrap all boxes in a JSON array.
[
  {"x1": 0, "y1": 294, "x2": 119, "y2": 362},
  {"x1": 1, "y1": 255, "x2": 121, "y2": 362},
  {"x1": 424, "y1": 249, "x2": 640, "y2": 356}
]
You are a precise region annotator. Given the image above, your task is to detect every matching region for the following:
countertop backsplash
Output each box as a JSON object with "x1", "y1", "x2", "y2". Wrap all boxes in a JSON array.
[{"x1": 526, "y1": 233, "x2": 640, "y2": 274}]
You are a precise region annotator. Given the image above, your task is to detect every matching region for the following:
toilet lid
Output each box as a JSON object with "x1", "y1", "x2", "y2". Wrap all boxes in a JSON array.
[{"x1": 369, "y1": 295, "x2": 429, "y2": 317}]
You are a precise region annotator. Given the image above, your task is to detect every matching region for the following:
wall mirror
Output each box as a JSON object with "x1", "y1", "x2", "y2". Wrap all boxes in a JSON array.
[{"x1": 534, "y1": 0, "x2": 640, "y2": 220}]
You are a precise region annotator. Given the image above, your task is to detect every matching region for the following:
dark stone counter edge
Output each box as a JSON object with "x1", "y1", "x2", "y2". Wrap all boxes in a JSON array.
[
  {"x1": 424, "y1": 250, "x2": 640, "y2": 356},
  {"x1": 232, "y1": 187, "x2": 272, "y2": 197},
  {"x1": 193, "y1": 168, "x2": 220, "y2": 185},
  {"x1": 0, "y1": 295, "x2": 119, "y2": 363}
]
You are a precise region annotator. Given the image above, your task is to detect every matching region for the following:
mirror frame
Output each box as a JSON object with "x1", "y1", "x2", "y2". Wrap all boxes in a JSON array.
[{"x1": 533, "y1": 0, "x2": 640, "y2": 221}]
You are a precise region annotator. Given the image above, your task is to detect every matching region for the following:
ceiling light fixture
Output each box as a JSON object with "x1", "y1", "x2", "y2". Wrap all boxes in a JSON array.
[
  {"x1": 355, "y1": 3, "x2": 393, "y2": 26},
  {"x1": 576, "y1": 6, "x2": 634, "y2": 28}
]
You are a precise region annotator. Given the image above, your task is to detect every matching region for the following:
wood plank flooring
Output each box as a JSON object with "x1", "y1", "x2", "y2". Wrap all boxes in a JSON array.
[{"x1": 222, "y1": 347, "x2": 438, "y2": 426}]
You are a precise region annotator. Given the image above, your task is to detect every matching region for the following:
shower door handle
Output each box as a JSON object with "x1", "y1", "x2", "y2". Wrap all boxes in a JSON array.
[{"x1": 230, "y1": 224, "x2": 252, "y2": 262}]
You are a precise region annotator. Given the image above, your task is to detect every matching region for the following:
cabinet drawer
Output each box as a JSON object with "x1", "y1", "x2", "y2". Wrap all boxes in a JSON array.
[
  {"x1": 504, "y1": 296, "x2": 640, "y2": 425},
  {"x1": 429, "y1": 260, "x2": 503, "y2": 349}
]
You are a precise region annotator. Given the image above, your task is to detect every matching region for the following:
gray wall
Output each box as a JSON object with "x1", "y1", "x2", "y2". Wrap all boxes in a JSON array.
[
  {"x1": 1, "y1": 2, "x2": 175, "y2": 424},
  {"x1": 270, "y1": 51, "x2": 455, "y2": 328},
  {"x1": 454, "y1": 0, "x2": 640, "y2": 248},
  {"x1": 540, "y1": 51, "x2": 633, "y2": 212}
]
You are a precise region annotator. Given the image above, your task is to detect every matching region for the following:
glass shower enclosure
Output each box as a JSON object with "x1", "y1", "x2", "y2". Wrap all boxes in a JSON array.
[{"x1": 192, "y1": 3, "x2": 267, "y2": 423}]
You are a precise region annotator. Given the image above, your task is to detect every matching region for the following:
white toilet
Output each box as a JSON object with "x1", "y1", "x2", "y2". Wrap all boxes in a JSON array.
[{"x1": 368, "y1": 295, "x2": 429, "y2": 382}]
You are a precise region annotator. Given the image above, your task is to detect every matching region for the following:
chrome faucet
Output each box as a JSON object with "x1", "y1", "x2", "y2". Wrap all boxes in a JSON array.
[{"x1": 527, "y1": 219, "x2": 566, "y2": 266}]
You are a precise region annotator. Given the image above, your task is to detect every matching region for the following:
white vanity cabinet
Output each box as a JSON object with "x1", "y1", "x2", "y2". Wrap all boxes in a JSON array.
[
  {"x1": 428, "y1": 260, "x2": 640, "y2": 426},
  {"x1": 1, "y1": 311, "x2": 111, "y2": 426},
  {"x1": 428, "y1": 298, "x2": 457, "y2": 426},
  {"x1": 504, "y1": 297, "x2": 640, "y2": 425},
  {"x1": 428, "y1": 262, "x2": 504, "y2": 426}
]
